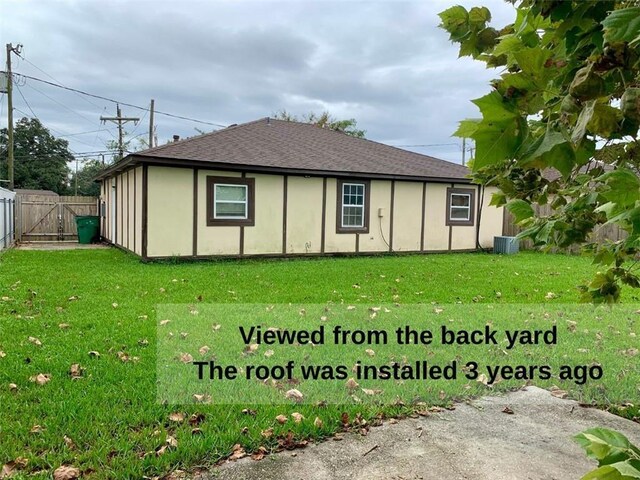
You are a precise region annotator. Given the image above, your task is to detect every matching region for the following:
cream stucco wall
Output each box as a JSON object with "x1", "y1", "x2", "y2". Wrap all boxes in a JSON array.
[
  {"x1": 423, "y1": 183, "x2": 449, "y2": 251},
  {"x1": 324, "y1": 178, "x2": 356, "y2": 253},
  {"x1": 359, "y1": 180, "x2": 391, "y2": 253},
  {"x1": 478, "y1": 186, "x2": 504, "y2": 249},
  {"x1": 392, "y1": 181, "x2": 423, "y2": 252},
  {"x1": 147, "y1": 166, "x2": 193, "y2": 257},
  {"x1": 197, "y1": 170, "x2": 240, "y2": 256},
  {"x1": 450, "y1": 183, "x2": 478, "y2": 251},
  {"x1": 243, "y1": 173, "x2": 284, "y2": 255},
  {"x1": 103, "y1": 166, "x2": 504, "y2": 258},
  {"x1": 285, "y1": 176, "x2": 323, "y2": 254}
]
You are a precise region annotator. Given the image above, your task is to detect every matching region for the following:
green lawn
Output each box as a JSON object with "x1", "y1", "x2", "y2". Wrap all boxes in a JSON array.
[{"x1": 0, "y1": 249, "x2": 638, "y2": 479}]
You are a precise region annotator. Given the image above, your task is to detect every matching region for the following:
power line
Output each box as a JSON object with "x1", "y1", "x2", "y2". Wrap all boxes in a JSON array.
[
  {"x1": 6, "y1": 71, "x2": 228, "y2": 128},
  {"x1": 393, "y1": 143, "x2": 460, "y2": 148}
]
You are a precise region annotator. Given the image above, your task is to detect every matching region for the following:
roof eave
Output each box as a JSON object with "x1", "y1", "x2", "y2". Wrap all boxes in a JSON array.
[{"x1": 95, "y1": 154, "x2": 472, "y2": 184}]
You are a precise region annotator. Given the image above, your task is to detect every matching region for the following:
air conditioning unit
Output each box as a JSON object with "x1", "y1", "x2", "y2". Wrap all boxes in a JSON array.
[{"x1": 494, "y1": 236, "x2": 519, "y2": 254}]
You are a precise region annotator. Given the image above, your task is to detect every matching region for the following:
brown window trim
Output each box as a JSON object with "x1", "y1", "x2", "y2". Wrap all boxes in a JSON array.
[
  {"x1": 446, "y1": 187, "x2": 475, "y2": 227},
  {"x1": 336, "y1": 179, "x2": 370, "y2": 234},
  {"x1": 206, "y1": 176, "x2": 255, "y2": 227}
]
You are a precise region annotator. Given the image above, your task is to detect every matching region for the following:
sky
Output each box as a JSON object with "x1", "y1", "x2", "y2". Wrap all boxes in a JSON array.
[{"x1": 0, "y1": 0, "x2": 516, "y2": 167}]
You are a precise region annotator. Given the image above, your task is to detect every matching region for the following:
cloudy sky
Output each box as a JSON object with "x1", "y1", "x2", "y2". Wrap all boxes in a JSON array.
[{"x1": 1, "y1": 0, "x2": 516, "y2": 166}]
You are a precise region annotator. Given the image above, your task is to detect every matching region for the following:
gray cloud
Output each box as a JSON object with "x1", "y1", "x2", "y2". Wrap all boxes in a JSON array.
[{"x1": 1, "y1": 0, "x2": 516, "y2": 163}]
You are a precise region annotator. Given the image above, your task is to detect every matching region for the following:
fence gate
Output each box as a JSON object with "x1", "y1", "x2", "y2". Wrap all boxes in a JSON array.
[{"x1": 16, "y1": 194, "x2": 98, "y2": 242}]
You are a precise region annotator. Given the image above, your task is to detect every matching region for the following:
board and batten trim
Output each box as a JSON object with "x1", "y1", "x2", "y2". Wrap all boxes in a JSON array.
[
  {"x1": 321, "y1": 177, "x2": 327, "y2": 253},
  {"x1": 141, "y1": 164, "x2": 149, "y2": 259},
  {"x1": 239, "y1": 172, "x2": 246, "y2": 255},
  {"x1": 420, "y1": 181, "x2": 427, "y2": 251},
  {"x1": 133, "y1": 168, "x2": 137, "y2": 252},
  {"x1": 193, "y1": 168, "x2": 198, "y2": 256},
  {"x1": 282, "y1": 175, "x2": 288, "y2": 254},
  {"x1": 389, "y1": 180, "x2": 395, "y2": 252}
]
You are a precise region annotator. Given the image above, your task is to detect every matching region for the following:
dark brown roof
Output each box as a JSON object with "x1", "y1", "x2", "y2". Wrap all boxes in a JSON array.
[{"x1": 98, "y1": 118, "x2": 470, "y2": 182}]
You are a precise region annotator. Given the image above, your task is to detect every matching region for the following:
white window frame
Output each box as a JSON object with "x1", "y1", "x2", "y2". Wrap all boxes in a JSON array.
[
  {"x1": 341, "y1": 182, "x2": 365, "y2": 228},
  {"x1": 449, "y1": 193, "x2": 471, "y2": 222},
  {"x1": 213, "y1": 183, "x2": 248, "y2": 220}
]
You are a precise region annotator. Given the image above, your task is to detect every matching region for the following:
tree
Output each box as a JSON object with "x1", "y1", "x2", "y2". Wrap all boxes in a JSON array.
[
  {"x1": 0, "y1": 117, "x2": 72, "y2": 194},
  {"x1": 439, "y1": 1, "x2": 640, "y2": 302},
  {"x1": 70, "y1": 159, "x2": 105, "y2": 197},
  {"x1": 273, "y1": 110, "x2": 366, "y2": 138}
]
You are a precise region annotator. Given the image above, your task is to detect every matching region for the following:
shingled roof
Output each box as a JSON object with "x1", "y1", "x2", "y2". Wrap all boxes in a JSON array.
[{"x1": 98, "y1": 118, "x2": 470, "y2": 182}]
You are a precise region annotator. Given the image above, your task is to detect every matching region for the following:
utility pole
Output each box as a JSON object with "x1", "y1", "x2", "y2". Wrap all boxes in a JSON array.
[
  {"x1": 461, "y1": 138, "x2": 466, "y2": 166},
  {"x1": 148, "y1": 99, "x2": 155, "y2": 149},
  {"x1": 5, "y1": 43, "x2": 22, "y2": 191},
  {"x1": 100, "y1": 104, "x2": 139, "y2": 161}
]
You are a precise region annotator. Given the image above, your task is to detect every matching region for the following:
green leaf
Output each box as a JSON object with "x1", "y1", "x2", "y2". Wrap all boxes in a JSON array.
[
  {"x1": 602, "y1": 7, "x2": 640, "y2": 46},
  {"x1": 506, "y1": 199, "x2": 534, "y2": 223},
  {"x1": 439, "y1": 6, "x2": 470, "y2": 42},
  {"x1": 513, "y1": 47, "x2": 553, "y2": 82},
  {"x1": 489, "y1": 191, "x2": 507, "y2": 207},
  {"x1": 589, "y1": 104, "x2": 622, "y2": 138},
  {"x1": 472, "y1": 91, "x2": 519, "y2": 122},
  {"x1": 468, "y1": 6, "x2": 491, "y2": 26},
  {"x1": 581, "y1": 464, "x2": 632, "y2": 480},
  {"x1": 597, "y1": 169, "x2": 640, "y2": 207},
  {"x1": 572, "y1": 101, "x2": 596, "y2": 145},
  {"x1": 454, "y1": 119, "x2": 481, "y2": 138},
  {"x1": 470, "y1": 118, "x2": 522, "y2": 168},
  {"x1": 521, "y1": 129, "x2": 575, "y2": 178}
]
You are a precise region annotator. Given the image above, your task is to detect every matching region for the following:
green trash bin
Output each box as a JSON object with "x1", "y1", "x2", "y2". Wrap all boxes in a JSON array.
[{"x1": 75, "y1": 215, "x2": 100, "y2": 244}]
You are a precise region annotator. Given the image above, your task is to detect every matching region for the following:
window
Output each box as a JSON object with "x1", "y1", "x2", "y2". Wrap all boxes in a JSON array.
[
  {"x1": 206, "y1": 176, "x2": 255, "y2": 226},
  {"x1": 336, "y1": 179, "x2": 369, "y2": 233},
  {"x1": 446, "y1": 187, "x2": 475, "y2": 226}
]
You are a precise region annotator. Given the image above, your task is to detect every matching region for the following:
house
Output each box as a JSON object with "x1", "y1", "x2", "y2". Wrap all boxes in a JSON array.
[{"x1": 95, "y1": 118, "x2": 504, "y2": 260}]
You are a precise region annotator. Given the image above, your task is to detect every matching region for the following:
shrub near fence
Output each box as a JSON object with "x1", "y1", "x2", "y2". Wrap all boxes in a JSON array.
[
  {"x1": 0, "y1": 187, "x2": 16, "y2": 251},
  {"x1": 503, "y1": 205, "x2": 627, "y2": 253}
]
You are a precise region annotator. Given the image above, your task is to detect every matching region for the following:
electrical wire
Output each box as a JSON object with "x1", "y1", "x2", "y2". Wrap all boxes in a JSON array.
[{"x1": 7, "y1": 71, "x2": 227, "y2": 128}]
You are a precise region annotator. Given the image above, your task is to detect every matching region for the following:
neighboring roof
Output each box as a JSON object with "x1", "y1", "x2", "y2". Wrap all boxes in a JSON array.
[
  {"x1": 542, "y1": 160, "x2": 615, "y2": 182},
  {"x1": 97, "y1": 118, "x2": 470, "y2": 183},
  {"x1": 15, "y1": 189, "x2": 59, "y2": 196}
]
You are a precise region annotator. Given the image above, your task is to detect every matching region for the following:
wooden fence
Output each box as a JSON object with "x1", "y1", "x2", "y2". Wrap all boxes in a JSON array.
[
  {"x1": 16, "y1": 193, "x2": 98, "y2": 242},
  {"x1": 503, "y1": 204, "x2": 627, "y2": 252}
]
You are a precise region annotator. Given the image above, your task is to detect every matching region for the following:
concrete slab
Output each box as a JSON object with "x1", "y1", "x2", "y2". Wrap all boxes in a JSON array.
[
  {"x1": 15, "y1": 242, "x2": 110, "y2": 251},
  {"x1": 204, "y1": 387, "x2": 640, "y2": 480}
]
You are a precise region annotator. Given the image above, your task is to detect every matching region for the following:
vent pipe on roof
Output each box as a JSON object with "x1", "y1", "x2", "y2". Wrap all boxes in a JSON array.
[
  {"x1": 173, "y1": 135, "x2": 180, "y2": 142},
  {"x1": 266, "y1": 117, "x2": 270, "y2": 125}
]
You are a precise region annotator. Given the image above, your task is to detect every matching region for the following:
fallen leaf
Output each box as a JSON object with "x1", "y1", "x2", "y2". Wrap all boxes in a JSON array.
[
  {"x1": 189, "y1": 413, "x2": 205, "y2": 425},
  {"x1": 244, "y1": 344, "x2": 259, "y2": 354},
  {"x1": 545, "y1": 292, "x2": 557, "y2": 300},
  {"x1": 67, "y1": 296, "x2": 78, "y2": 301},
  {"x1": 53, "y1": 466, "x2": 80, "y2": 480},
  {"x1": 138, "y1": 339, "x2": 149, "y2": 346},
  {"x1": 191, "y1": 428, "x2": 203, "y2": 435},
  {"x1": 30, "y1": 425, "x2": 44, "y2": 434},
  {"x1": 434, "y1": 307, "x2": 444, "y2": 314},
  {"x1": 63, "y1": 435, "x2": 76, "y2": 449},
  {"x1": 251, "y1": 446, "x2": 268, "y2": 461},
  {"x1": 241, "y1": 408, "x2": 256, "y2": 416},
  {"x1": 346, "y1": 305, "x2": 356, "y2": 311},
  {"x1": 159, "y1": 319, "x2": 171, "y2": 326},
  {"x1": 291, "y1": 412, "x2": 304, "y2": 423},
  {"x1": 476, "y1": 374, "x2": 489, "y2": 386},
  {"x1": 30, "y1": 373, "x2": 51, "y2": 385},
  {"x1": 550, "y1": 389, "x2": 568, "y2": 399},
  {"x1": 261, "y1": 427, "x2": 274, "y2": 438},
  {"x1": 365, "y1": 349, "x2": 375, "y2": 357},
  {"x1": 502, "y1": 406, "x2": 514, "y2": 414},
  {"x1": 622, "y1": 348, "x2": 639, "y2": 357},
  {"x1": 88, "y1": 351, "x2": 100, "y2": 358},
  {"x1": 198, "y1": 345, "x2": 210, "y2": 356},
  {"x1": 166, "y1": 435, "x2": 178, "y2": 448},
  {"x1": 28, "y1": 337, "x2": 42, "y2": 346},
  {"x1": 229, "y1": 444, "x2": 246, "y2": 461},
  {"x1": 193, "y1": 394, "x2": 211, "y2": 403},
  {"x1": 275, "y1": 414, "x2": 288, "y2": 424},
  {"x1": 345, "y1": 378, "x2": 359, "y2": 390},
  {"x1": 180, "y1": 332, "x2": 189, "y2": 339},
  {"x1": 8, "y1": 383, "x2": 17, "y2": 392},
  {"x1": 0, "y1": 351, "x2": 5, "y2": 358},
  {"x1": 179, "y1": 353, "x2": 194, "y2": 363},
  {"x1": 285, "y1": 388, "x2": 303, "y2": 402},
  {"x1": 439, "y1": 390, "x2": 447, "y2": 400},
  {"x1": 69, "y1": 364, "x2": 83, "y2": 379},
  {"x1": 264, "y1": 349, "x2": 274, "y2": 358},
  {"x1": 112, "y1": 303, "x2": 119, "y2": 309},
  {"x1": 58, "y1": 323, "x2": 69, "y2": 329},
  {"x1": 169, "y1": 412, "x2": 185, "y2": 423},
  {"x1": 361, "y1": 388, "x2": 383, "y2": 395},
  {"x1": 314, "y1": 417, "x2": 324, "y2": 428}
]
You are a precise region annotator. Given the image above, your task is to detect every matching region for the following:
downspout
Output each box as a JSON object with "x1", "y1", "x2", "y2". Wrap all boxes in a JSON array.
[{"x1": 475, "y1": 184, "x2": 487, "y2": 251}]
